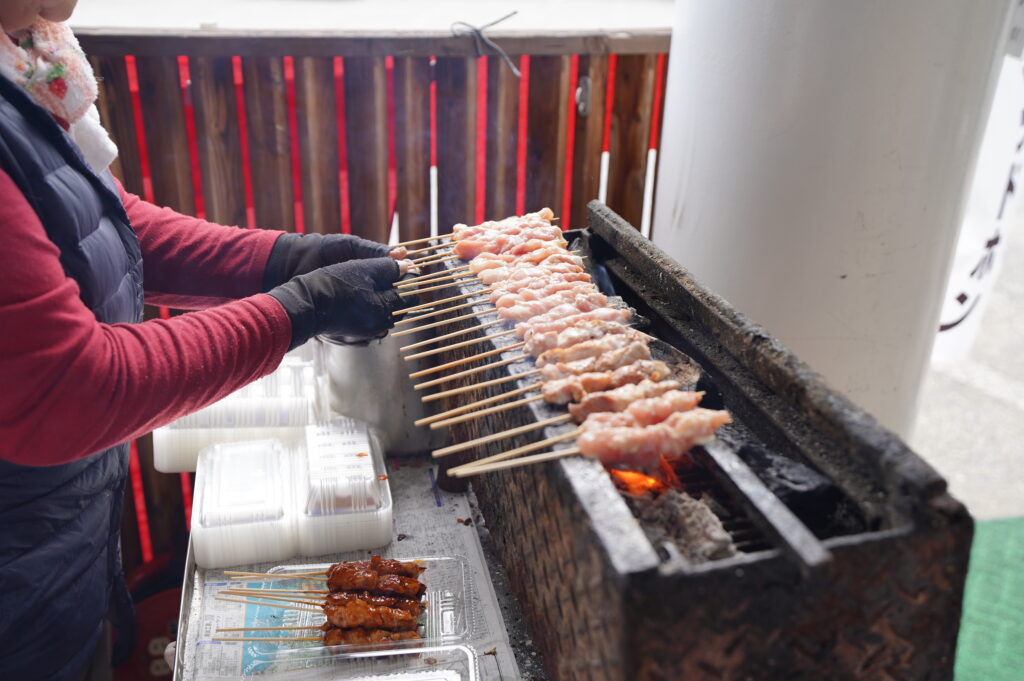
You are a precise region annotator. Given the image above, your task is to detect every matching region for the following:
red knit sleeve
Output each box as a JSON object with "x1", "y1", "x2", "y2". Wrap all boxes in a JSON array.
[
  {"x1": 118, "y1": 182, "x2": 285, "y2": 309},
  {"x1": 0, "y1": 170, "x2": 293, "y2": 466}
]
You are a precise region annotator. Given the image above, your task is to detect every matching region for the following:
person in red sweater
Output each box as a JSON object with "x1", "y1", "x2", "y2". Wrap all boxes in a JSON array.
[{"x1": 0, "y1": 3, "x2": 412, "y2": 679}]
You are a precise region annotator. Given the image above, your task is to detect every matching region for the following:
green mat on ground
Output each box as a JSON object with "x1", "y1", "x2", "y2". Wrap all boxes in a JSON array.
[{"x1": 955, "y1": 516, "x2": 1024, "y2": 681}]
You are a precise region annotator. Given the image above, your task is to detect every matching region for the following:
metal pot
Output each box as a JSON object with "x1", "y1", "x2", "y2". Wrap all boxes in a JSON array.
[{"x1": 323, "y1": 330, "x2": 448, "y2": 456}]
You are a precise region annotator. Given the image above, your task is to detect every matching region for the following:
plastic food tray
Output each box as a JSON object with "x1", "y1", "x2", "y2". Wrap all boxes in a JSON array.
[
  {"x1": 193, "y1": 557, "x2": 474, "y2": 678},
  {"x1": 190, "y1": 418, "x2": 392, "y2": 568},
  {"x1": 154, "y1": 342, "x2": 331, "y2": 473}
]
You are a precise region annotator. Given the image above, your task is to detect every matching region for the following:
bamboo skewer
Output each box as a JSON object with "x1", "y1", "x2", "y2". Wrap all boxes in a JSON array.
[
  {"x1": 408, "y1": 343, "x2": 525, "y2": 378},
  {"x1": 213, "y1": 636, "x2": 322, "y2": 643},
  {"x1": 397, "y1": 278, "x2": 476, "y2": 297},
  {"x1": 399, "y1": 319, "x2": 504, "y2": 352},
  {"x1": 398, "y1": 264, "x2": 469, "y2": 284},
  {"x1": 404, "y1": 242, "x2": 452, "y2": 256},
  {"x1": 394, "y1": 304, "x2": 494, "y2": 330},
  {"x1": 223, "y1": 570, "x2": 325, "y2": 578},
  {"x1": 396, "y1": 270, "x2": 475, "y2": 288},
  {"x1": 452, "y1": 447, "x2": 581, "y2": 477},
  {"x1": 421, "y1": 368, "x2": 542, "y2": 402},
  {"x1": 397, "y1": 288, "x2": 493, "y2": 315},
  {"x1": 410, "y1": 249, "x2": 454, "y2": 264},
  {"x1": 429, "y1": 394, "x2": 543, "y2": 429},
  {"x1": 450, "y1": 430, "x2": 581, "y2": 474},
  {"x1": 414, "y1": 384, "x2": 538, "y2": 427},
  {"x1": 216, "y1": 626, "x2": 323, "y2": 632},
  {"x1": 220, "y1": 585, "x2": 327, "y2": 593},
  {"x1": 432, "y1": 414, "x2": 572, "y2": 457},
  {"x1": 214, "y1": 596, "x2": 321, "y2": 613},
  {"x1": 414, "y1": 355, "x2": 525, "y2": 390},
  {"x1": 403, "y1": 329, "x2": 517, "y2": 361},
  {"x1": 220, "y1": 592, "x2": 323, "y2": 607},
  {"x1": 412, "y1": 253, "x2": 460, "y2": 267},
  {"x1": 393, "y1": 233, "x2": 452, "y2": 248}
]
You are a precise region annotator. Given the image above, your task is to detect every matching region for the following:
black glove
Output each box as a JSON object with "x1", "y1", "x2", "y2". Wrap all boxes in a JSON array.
[
  {"x1": 267, "y1": 258, "x2": 404, "y2": 350},
  {"x1": 262, "y1": 232, "x2": 393, "y2": 291}
]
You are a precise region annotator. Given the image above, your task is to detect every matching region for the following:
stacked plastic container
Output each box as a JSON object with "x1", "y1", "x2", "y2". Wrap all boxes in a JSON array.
[
  {"x1": 154, "y1": 342, "x2": 330, "y2": 473},
  {"x1": 190, "y1": 417, "x2": 392, "y2": 568}
]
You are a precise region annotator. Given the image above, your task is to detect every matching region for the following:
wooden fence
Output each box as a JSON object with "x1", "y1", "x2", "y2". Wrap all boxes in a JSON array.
[{"x1": 77, "y1": 28, "x2": 672, "y2": 575}]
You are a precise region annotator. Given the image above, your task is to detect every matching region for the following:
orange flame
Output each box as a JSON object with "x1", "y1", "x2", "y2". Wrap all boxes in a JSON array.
[{"x1": 608, "y1": 468, "x2": 667, "y2": 496}]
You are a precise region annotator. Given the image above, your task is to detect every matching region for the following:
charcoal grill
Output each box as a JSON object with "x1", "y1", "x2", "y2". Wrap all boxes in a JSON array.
[{"x1": 407, "y1": 202, "x2": 970, "y2": 681}]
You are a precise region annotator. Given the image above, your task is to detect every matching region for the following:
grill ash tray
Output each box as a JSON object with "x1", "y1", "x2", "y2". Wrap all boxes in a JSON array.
[
  {"x1": 413, "y1": 204, "x2": 972, "y2": 681},
  {"x1": 193, "y1": 556, "x2": 476, "y2": 678}
]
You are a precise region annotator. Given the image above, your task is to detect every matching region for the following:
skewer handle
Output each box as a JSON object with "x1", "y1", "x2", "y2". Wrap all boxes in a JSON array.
[
  {"x1": 398, "y1": 287, "x2": 492, "y2": 315},
  {"x1": 404, "y1": 329, "x2": 517, "y2": 361},
  {"x1": 409, "y1": 343, "x2": 525, "y2": 379},
  {"x1": 212, "y1": 637, "x2": 322, "y2": 643},
  {"x1": 397, "y1": 264, "x2": 469, "y2": 284},
  {"x1": 452, "y1": 447, "x2": 582, "y2": 477},
  {"x1": 429, "y1": 394, "x2": 543, "y2": 429},
  {"x1": 432, "y1": 414, "x2": 572, "y2": 457},
  {"x1": 414, "y1": 354, "x2": 525, "y2": 390},
  {"x1": 450, "y1": 429, "x2": 582, "y2": 473},
  {"x1": 392, "y1": 232, "x2": 452, "y2": 248},
  {"x1": 399, "y1": 318, "x2": 504, "y2": 352},
  {"x1": 411, "y1": 249, "x2": 454, "y2": 264},
  {"x1": 421, "y1": 369, "x2": 541, "y2": 402},
  {"x1": 415, "y1": 384, "x2": 537, "y2": 426}
]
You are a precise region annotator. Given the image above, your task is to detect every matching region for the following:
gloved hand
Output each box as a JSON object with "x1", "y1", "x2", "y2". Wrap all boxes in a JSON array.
[
  {"x1": 262, "y1": 232, "x2": 400, "y2": 291},
  {"x1": 267, "y1": 257, "x2": 405, "y2": 350}
]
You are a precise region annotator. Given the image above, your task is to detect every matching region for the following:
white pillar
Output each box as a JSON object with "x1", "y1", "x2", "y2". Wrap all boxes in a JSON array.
[{"x1": 652, "y1": 0, "x2": 1011, "y2": 437}]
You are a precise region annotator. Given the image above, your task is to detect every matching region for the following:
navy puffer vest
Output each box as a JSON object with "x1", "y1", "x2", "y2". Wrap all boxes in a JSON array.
[{"x1": 0, "y1": 75, "x2": 142, "y2": 680}]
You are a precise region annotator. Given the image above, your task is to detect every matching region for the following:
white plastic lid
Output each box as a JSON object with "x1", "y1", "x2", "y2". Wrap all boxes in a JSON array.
[{"x1": 197, "y1": 440, "x2": 288, "y2": 528}]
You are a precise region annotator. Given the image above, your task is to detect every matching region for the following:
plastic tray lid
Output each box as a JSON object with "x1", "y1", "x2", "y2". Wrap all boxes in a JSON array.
[
  {"x1": 303, "y1": 419, "x2": 384, "y2": 516},
  {"x1": 196, "y1": 440, "x2": 289, "y2": 528}
]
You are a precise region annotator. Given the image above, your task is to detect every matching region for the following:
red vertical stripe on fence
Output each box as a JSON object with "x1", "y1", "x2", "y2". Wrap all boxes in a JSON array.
[
  {"x1": 430, "y1": 58, "x2": 437, "y2": 168},
  {"x1": 602, "y1": 54, "x2": 617, "y2": 153},
  {"x1": 283, "y1": 57, "x2": 305, "y2": 233},
  {"x1": 335, "y1": 57, "x2": 352, "y2": 234},
  {"x1": 180, "y1": 473, "x2": 193, "y2": 531},
  {"x1": 515, "y1": 55, "x2": 530, "y2": 215},
  {"x1": 232, "y1": 56, "x2": 256, "y2": 228},
  {"x1": 129, "y1": 440, "x2": 154, "y2": 563},
  {"x1": 177, "y1": 57, "x2": 206, "y2": 221},
  {"x1": 475, "y1": 56, "x2": 488, "y2": 224},
  {"x1": 386, "y1": 56, "x2": 398, "y2": 223},
  {"x1": 562, "y1": 54, "x2": 580, "y2": 228},
  {"x1": 649, "y1": 53, "x2": 667, "y2": 150},
  {"x1": 126, "y1": 56, "x2": 170, "y2": 320}
]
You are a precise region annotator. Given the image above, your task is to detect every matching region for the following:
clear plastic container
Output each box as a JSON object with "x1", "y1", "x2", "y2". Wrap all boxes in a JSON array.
[
  {"x1": 194, "y1": 556, "x2": 475, "y2": 678},
  {"x1": 191, "y1": 440, "x2": 297, "y2": 568},
  {"x1": 190, "y1": 418, "x2": 393, "y2": 568},
  {"x1": 298, "y1": 423, "x2": 392, "y2": 555},
  {"x1": 154, "y1": 341, "x2": 331, "y2": 473}
]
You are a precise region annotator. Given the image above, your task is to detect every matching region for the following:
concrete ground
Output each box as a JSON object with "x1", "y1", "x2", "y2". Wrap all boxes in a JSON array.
[{"x1": 911, "y1": 228, "x2": 1024, "y2": 520}]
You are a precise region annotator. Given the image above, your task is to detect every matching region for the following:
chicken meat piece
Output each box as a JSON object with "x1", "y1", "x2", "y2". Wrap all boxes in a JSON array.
[
  {"x1": 534, "y1": 329, "x2": 646, "y2": 364},
  {"x1": 323, "y1": 599, "x2": 418, "y2": 631},
  {"x1": 540, "y1": 360, "x2": 674, "y2": 404},
  {"x1": 517, "y1": 307, "x2": 633, "y2": 339},
  {"x1": 499, "y1": 290, "x2": 608, "y2": 323},
  {"x1": 578, "y1": 408, "x2": 732, "y2": 470},
  {"x1": 540, "y1": 341, "x2": 651, "y2": 381},
  {"x1": 570, "y1": 386, "x2": 703, "y2": 422}
]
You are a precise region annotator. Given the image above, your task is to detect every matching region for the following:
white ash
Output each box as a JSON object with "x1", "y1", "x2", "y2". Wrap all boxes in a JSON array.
[{"x1": 625, "y1": 490, "x2": 737, "y2": 564}]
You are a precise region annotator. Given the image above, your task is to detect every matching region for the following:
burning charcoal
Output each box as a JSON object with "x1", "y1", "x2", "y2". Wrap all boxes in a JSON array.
[{"x1": 624, "y1": 489, "x2": 737, "y2": 564}]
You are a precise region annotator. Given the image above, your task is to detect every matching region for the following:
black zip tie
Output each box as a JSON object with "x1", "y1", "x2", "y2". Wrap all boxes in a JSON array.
[{"x1": 451, "y1": 11, "x2": 522, "y2": 78}]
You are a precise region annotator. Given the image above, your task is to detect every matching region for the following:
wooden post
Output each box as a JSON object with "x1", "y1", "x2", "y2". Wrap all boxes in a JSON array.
[
  {"x1": 134, "y1": 56, "x2": 195, "y2": 213},
  {"x1": 191, "y1": 56, "x2": 247, "y2": 227},
  {"x1": 242, "y1": 56, "x2": 295, "y2": 231},
  {"x1": 569, "y1": 54, "x2": 609, "y2": 229},
  {"x1": 525, "y1": 55, "x2": 571, "y2": 216},
  {"x1": 435, "y1": 57, "x2": 477, "y2": 230},
  {"x1": 90, "y1": 56, "x2": 144, "y2": 196},
  {"x1": 294, "y1": 57, "x2": 342, "y2": 234},
  {"x1": 606, "y1": 53, "x2": 657, "y2": 228},
  {"x1": 343, "y1": 57, "x2": 390, "y2": 243},
  {"x1": 394, "y1": 56, "x2": 433, "y2": 242},
  {"x1": 485, "y1": 54, "x2": 520, "y2": 221}
]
